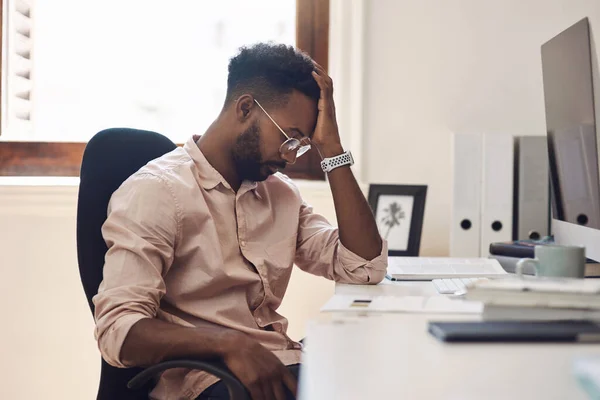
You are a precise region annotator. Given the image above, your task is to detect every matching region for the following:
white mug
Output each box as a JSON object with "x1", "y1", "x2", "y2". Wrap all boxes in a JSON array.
[{"x1": 516, "y1": 244, "x2": 586, "y2": 278}]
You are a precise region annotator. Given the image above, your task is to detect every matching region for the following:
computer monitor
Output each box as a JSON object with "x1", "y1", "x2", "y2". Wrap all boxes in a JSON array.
[{"x1": 541, "y1": 17, "x2": 600, "y2": 262}]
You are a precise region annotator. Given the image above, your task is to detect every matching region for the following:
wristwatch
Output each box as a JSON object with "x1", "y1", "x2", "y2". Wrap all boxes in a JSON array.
[{"x1": 320, "y1": 151, "x2": 354, "y2": 173}]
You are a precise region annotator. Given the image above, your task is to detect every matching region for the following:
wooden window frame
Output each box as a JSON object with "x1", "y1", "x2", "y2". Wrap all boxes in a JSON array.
[{"x1": 0, "y1": 0, "x2": 329, "y2": 179}]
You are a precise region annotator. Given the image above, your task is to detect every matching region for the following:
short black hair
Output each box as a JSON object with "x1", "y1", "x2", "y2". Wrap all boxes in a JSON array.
[{"x1": 225, "y1": 43, "x2": 320, "y2": 108}]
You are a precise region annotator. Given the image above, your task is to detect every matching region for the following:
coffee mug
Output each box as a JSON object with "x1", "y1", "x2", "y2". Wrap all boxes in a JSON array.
[{"x1": 515, "y1": 244, "x2": 586, "y2": 278}]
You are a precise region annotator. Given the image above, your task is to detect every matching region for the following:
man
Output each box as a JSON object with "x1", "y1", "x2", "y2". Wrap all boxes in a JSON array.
[{"x1": 94, "y1": 43, "x2": 388, "y2": 400}]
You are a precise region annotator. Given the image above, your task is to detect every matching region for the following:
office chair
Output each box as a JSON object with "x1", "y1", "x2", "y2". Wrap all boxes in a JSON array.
[{"x1": 76, "y1": 128, "x2": 249, "y2": 400}]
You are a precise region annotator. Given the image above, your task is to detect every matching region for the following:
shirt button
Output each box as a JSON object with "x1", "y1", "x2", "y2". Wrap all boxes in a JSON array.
[{"x1": 240, "y1": 240, "x2": 246, "y2": 247}]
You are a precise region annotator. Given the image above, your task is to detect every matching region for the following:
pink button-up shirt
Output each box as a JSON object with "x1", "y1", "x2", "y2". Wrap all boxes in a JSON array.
[{"x1": 93, "y1": 137, "x2": 388, "y2": 399}]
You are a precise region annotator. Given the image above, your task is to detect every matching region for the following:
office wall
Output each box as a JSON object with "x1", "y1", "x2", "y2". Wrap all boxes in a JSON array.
[
  {"x1": 362, "y1": 0, "x2": 600, "y2": 256},
  {"x1": 0, "y1": 184, "x2": 95, "y2": 399},
  {"x1": 0, "y1": 181, "x2": 334, "y2": 400}
]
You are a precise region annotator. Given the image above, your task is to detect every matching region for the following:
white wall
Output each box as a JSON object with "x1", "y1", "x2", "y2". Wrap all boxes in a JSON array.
[
  {"x1": 0, "y1": 183, "x2": 98, "y2": 399},
  {"x1": 0, "y1": 181, "x2": 335, "y2": 400},
  {"x1": 363, "y1": 0, "x2": 600, "y2": 256}
]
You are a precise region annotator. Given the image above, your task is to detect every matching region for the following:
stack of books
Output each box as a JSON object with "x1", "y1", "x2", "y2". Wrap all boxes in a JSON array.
[
  {"x1": 489, "y1": 238, "x2": 600, "y2": 277},
  {"x1": 464, "y1": 276, "x2": 600, "y2": 321}
]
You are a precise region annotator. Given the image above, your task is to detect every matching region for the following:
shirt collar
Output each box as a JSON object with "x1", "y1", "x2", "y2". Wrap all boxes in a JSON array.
[
  {"x1": 184, "y1": 136, "x2": 263, "y2": 199},
  {"x1": 184, "y1": 136, "x2": 228, "y2": 190},
  {"x1": 240, "y1": 180, "x2": 261, "y2": 199}
]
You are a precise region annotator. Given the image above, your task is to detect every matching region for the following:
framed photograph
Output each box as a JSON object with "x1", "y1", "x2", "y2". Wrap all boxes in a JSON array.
[{"x1": 367, "y1": 184, "x2": 427, "y2": 256}]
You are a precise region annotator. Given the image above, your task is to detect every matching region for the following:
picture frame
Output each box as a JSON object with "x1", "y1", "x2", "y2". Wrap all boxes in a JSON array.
[{"x1": 367, "y1": 184, "x2": 428, "y2": 256}]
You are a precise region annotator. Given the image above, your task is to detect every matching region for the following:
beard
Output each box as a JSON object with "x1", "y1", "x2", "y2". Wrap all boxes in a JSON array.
[{"x1": 231, "y1": 121, "x2": 284, "y2": 182}]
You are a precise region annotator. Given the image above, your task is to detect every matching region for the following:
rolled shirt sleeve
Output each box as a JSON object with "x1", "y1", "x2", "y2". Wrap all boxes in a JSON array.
[
  {"x1": 93, "y1": 173, "x2": 179, "y2": 368},
  {"x1": 294, "y1": 201, "x2": 388, "y2": 284}
]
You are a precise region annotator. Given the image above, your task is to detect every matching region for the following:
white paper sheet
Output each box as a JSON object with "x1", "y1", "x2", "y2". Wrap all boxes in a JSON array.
[{"x1": 320, "y1": 294, "x2": 483, "y2": 314}]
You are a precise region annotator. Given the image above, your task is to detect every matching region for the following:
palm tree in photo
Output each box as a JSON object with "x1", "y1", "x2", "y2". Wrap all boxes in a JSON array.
[{"x1": 380, "y1": 202, "x2": 406, "y2": 240}]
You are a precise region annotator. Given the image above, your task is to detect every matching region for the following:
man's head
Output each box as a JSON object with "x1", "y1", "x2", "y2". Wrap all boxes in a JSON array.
[{"x1": 224, "y1": 43, "x2": 320, "y2": 182}]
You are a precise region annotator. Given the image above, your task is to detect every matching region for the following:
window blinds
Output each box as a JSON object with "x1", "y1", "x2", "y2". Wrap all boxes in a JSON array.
[{"x1": 2, "y1": 0, "x2": 33, "y2": 136}]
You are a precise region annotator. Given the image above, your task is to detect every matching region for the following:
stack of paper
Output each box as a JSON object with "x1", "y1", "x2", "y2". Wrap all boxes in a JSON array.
[
  {"x1": 465, "y1": 276, "x2": 600, "y2": 321},
  {"x1": 320, "y1": 294, "x2": 482, "y2": 314}
]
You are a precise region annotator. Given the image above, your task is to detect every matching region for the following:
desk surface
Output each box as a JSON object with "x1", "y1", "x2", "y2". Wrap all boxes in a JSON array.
[{"x1": 298, "y1": 281, "x2": 600, "y2": 400}]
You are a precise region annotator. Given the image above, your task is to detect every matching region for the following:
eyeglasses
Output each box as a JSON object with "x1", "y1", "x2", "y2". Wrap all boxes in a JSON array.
[{"x1": 254, "y1": 99, "x2": 311, "y2": 164}]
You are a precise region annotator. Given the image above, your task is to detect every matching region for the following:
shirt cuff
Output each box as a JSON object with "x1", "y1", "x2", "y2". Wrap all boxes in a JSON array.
[
  {"x1": 96, "y1": 313, "x2": 151, "y2": 368},
  {"x1": 337, "y1": 238, "x2": 389, "y2": 272}
]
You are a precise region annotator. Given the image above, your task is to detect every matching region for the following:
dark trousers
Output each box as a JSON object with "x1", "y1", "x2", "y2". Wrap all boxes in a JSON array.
[{"x1": 196, "y1": 364, "x2": 300, "y2": 400}]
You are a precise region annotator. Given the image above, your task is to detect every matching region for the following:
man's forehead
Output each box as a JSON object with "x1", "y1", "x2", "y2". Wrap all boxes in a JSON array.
[{"x1": 277, "y1": 91, "x2": 318, "y2": 134}]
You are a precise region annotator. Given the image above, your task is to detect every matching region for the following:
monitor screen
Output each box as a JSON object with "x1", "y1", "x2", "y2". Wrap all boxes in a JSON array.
[{"x1": 541, "y1": 17, "x2": 600, "y2": 230}]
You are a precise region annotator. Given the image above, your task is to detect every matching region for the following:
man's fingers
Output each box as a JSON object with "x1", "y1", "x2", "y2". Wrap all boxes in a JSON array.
[
  {"x1": 273, "y1": 381, "x2": 287, "y2": 400},
  {"x1": 313, "y1": 63, "x2": 334, "y2": 88},
  {"x1": 313, "y1": 61, "x2": 326, "y2": 73},
  {"x1": 282, "y1": 369, "x2": 298, "y2": 398},
  {"x1": 312, "y1": 72, "x2": 329, "y2": 107},
  {"x1": 312, "y1": 70, "x2": 327, "y2": 88},
  {"x1": 312, "y1": 69, "x2": 337, "y2": 117},
  {"x1": 247, "y1": 383, "x2": 266, "y2": 400},
  {"x1": 313, "y1": 62, "x2": 333, "y2": 87},
  {"x1": 261, "y1": 381, "x2": 277, "y2": 400},
  {"x1": 312, "y1": 70, "x2": 333, "y2": 98}
]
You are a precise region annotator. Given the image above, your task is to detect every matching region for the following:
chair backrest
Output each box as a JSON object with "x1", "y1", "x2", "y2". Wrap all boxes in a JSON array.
[{"x1": 76, "y1": 128, "x2": 177, "y2": 400}]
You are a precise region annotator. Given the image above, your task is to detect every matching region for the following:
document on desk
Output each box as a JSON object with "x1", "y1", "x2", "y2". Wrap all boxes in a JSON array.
[
  {"x1": 321, "y1": 294, "x2": 483, "y2": 314},
  {"x1": 387, "y1": 256, "x2": 508, "y2": 280}
]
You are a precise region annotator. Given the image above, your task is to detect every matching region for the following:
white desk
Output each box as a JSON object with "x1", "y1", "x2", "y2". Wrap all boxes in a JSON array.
[{"x1": 298, "y1": 281, "x2": 600, "y2": 400}]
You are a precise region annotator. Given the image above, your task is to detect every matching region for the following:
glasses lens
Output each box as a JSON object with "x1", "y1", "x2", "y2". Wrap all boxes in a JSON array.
[
  {"x1": 296, "y1": 144, "x2": 311, "y2": 157},
  {"x1": 280, "y1": 138, "x2": 300, "y2": 164},
  {"x1": 295, "y1": 137, "x2": 311, "y2": 158},
  {"x1": 281, "y1": 138, "x2": 300, "y2": 153},
  {"x1": 280, "y1": 138, "x2": 311, "y2": 164}
]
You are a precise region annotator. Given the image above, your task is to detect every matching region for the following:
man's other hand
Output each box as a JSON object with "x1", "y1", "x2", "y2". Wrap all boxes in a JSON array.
[{"x1": 220, "y1": 331, "x2": 297, "y2": 400}]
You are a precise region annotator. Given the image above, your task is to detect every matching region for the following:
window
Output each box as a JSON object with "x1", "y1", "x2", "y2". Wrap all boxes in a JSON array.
[
  {"x1": 0, "y1": 0, "x2": 329, "y2": 179},
  {"x1": 1, "y1": 0, "x2": 33, "y2": 139}
]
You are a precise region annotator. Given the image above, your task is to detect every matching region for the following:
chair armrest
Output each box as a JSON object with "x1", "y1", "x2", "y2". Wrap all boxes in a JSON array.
[{"x1": 127, "y1": 359, "x2": 249, "y2": 400}]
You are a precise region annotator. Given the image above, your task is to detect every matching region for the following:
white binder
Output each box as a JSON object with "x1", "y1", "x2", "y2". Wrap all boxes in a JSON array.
[
  {"x1": 480, "y1": 134, "x2": 514, "y2": 256},
  {"x1": 450, "y1": 133, "x2": 482, "y2": 257},
  {"x1": 514, "y1": 136, "x2": 550, "y2": 240}
]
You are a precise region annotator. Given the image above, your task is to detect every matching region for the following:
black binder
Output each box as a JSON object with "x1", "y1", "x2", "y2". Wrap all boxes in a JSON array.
[{"x1": 428, "y1": 320, "x2": 600, "y2": 343}]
